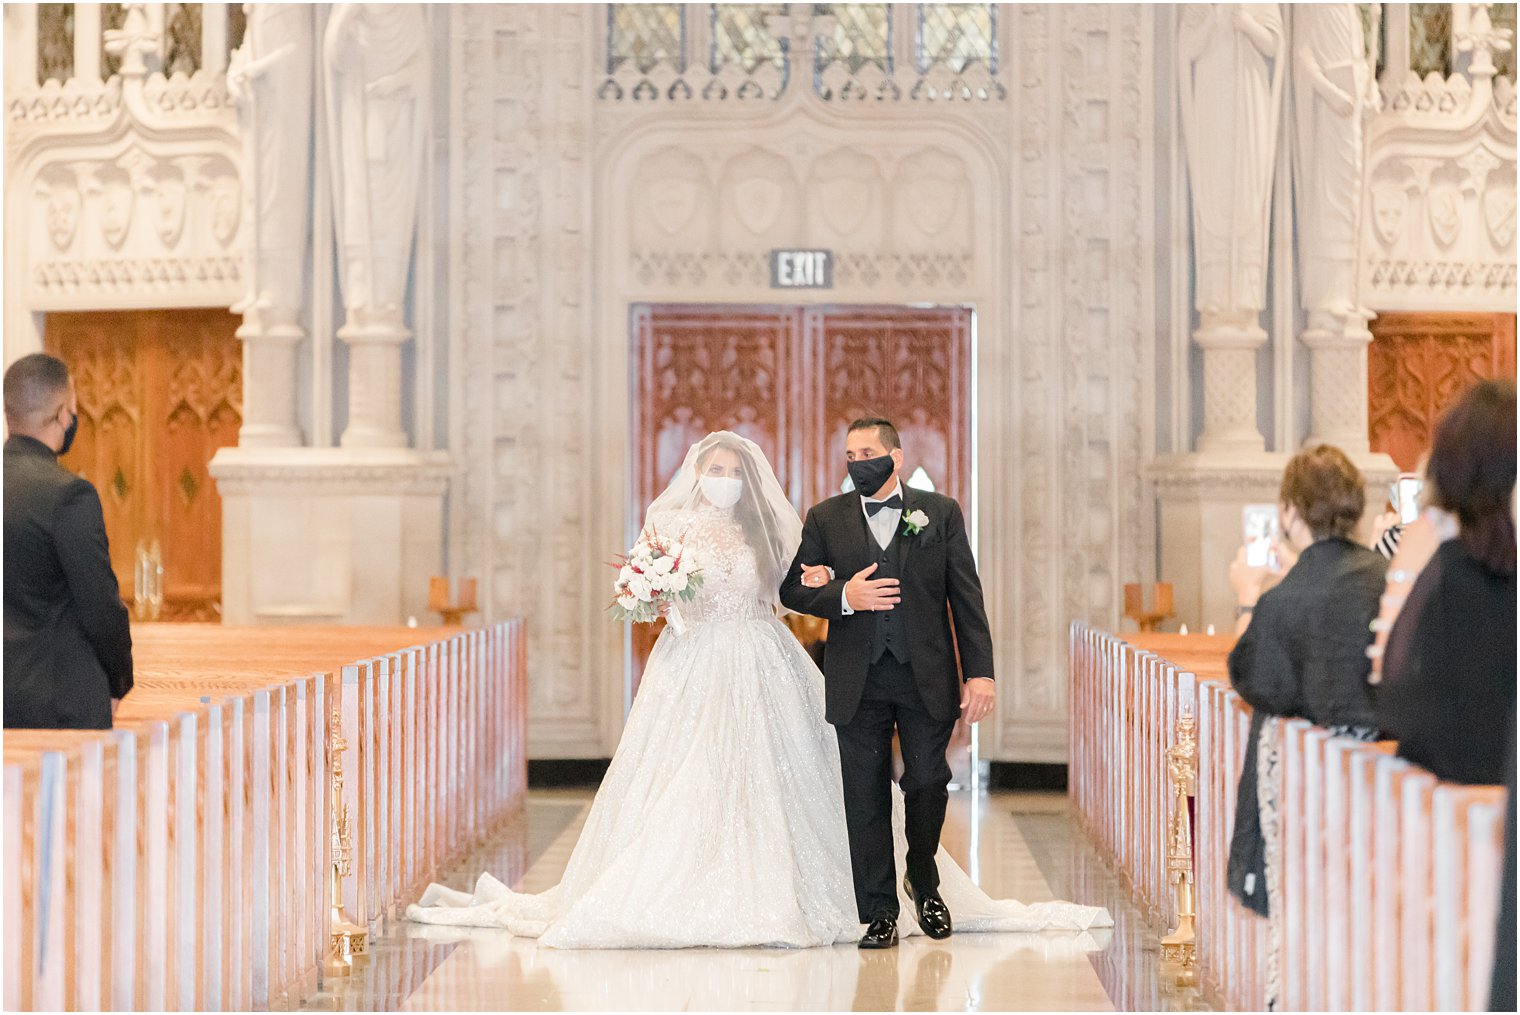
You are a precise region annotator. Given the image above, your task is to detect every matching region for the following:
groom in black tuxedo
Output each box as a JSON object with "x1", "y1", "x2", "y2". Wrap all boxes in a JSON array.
[{"x1": 781, "y1": 417, "x2": 995, "y2": 949}]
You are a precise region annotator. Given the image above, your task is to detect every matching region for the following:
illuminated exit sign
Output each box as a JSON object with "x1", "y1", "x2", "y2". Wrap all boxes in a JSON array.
[{"x1": 770, "y1": 249, "x2": 833, "y2": 289}]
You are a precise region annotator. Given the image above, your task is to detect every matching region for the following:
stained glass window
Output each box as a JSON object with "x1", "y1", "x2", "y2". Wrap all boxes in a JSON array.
[
  {"x1": 814, "y1": 3, "x2": 892, "y2": 78},
  {"x1": 711, "y1": 3, "x2": 787, "y2": 74},
  {"x1": 37, "y1": 3, "x2": 74, "y2": 83},
  {"x1": 1408, "y1": 2, "x2": 1453, "y2": 77},
  {"x1": 228, "y1": 2, "x2": 248, "y2": 61},
  {"x1": 1492, "y1": 2, "x2": 1517, "y2": 81},
  {"x1": 101, "y1": 2, "x2": 127, "y2": 78},
  {"x1": 917, "y1": 3, "x2": 996, "y2": 75},
  {"x1": 1357, "y1": 2, "x2": 1386, "y2": 76},
  {"x1": 608, "y1": 3, "x2": 686, "y2": 75},
  {"x1": 165, "y1": 3, "x2": 204, "y2": 76}
]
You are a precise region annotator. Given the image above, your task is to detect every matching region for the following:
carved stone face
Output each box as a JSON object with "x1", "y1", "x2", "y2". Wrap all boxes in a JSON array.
[
  {"x1": 1370, "y1": 177, "x2": 1407, "y2": 248},
  {"x1": 208, "y1": 173, "x2": 242, "y2": 247},
  {"x1": 41, "y1": 173, "x2": 81, "y2": 251},
  {"x1": 149, "y1": 165, "x2": 188, "y2": 247},
  {"x1": 96, "y1": 169, "x2": 134, "y2": 248}
]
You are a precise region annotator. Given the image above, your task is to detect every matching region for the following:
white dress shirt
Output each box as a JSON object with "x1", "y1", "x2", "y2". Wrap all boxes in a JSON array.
[{"x1": 840, "y1": 479, "x2": 903, "y2": 616}]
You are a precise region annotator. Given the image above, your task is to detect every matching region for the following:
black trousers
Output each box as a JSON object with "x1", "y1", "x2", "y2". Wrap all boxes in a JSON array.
[{"x1": 834, "y1": 654, "x2": 957, "y2": 923}]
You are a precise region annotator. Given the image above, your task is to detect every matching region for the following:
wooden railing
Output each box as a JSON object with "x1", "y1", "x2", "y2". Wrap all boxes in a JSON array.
[
  {"x1": 1069, "y1": 622, "x2": 1506, "y2": 1011},
  {"x1": 2, "y1": 620, "x2": 528, "y2": 1012}
]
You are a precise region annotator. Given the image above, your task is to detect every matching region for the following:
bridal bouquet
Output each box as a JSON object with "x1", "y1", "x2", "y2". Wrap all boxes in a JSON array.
[{"x1": 609, "y1": 529, "x2": 704, "y2": 635}]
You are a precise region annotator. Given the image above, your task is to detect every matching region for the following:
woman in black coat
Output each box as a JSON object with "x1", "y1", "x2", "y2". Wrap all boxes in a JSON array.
[{"x1": 1224, "y1": 445, "x2": 1387, "y2": 945}]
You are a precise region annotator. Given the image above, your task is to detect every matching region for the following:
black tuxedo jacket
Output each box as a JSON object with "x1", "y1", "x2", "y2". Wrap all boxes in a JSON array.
[
  {"x1": 4, "y1": 435, "x2": 133, "y2": 729},
  {"x1": 780, "y1": 487, "x2": 994, "y2": 725}
]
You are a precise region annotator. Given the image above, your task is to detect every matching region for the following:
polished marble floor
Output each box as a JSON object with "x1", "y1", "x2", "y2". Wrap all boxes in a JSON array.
[{"x1": 302, "y1": 789, "x2": 1207, "y2": 1012}]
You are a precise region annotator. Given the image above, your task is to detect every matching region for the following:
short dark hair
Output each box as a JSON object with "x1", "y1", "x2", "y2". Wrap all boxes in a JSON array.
[
  {"x1": 4, "y1": 353, "x2": 71, "y2": 427},
  {"x1": 847, "y1": 416, "x2": 900, "y2": 452},
  {"x1": 1279, "y1": 444, "x2": 1366, "y2": 540},
  {"x1": 1428, "y1": 379, "x2": 1516, "y2": 576}
]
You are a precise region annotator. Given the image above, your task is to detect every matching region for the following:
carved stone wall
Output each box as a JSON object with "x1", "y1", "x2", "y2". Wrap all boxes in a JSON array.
[
  {"x1": 4, "y1": 13, "x2": 245, "y2": 358},
  {"x1": 449, "y1": 4, "x2": 602, "y2": 757},
  {"x1": 450, "y1": 4, "x2": 1156, "y2": 761},
  {"x1": 1362, "y1": 11, "x2": 1518, "y2": 311}
]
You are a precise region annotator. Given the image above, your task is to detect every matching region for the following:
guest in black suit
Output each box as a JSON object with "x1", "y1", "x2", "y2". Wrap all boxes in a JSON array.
[
  {"x1": 781, "y1": 416, "x2": 995, "y2": 949},
  {"x1": 1378, "y1": 380, "x2": 1516, "y2": 787},
  {"x1": 4, "y1": 353, "x2": 132, "y2": 729}
]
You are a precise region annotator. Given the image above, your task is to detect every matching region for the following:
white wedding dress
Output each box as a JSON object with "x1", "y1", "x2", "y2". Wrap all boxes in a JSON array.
[{"x1": 407, "y1": 503, "x2": 1111, "y2": 949}]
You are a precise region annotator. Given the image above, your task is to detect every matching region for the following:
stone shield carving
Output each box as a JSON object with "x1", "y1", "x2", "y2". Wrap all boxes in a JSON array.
[
  {"x1": 1427, "y1": 179, "x2": 1461, "y2": 248},
  {"x1": 1483, "y1": 183, "x2": 1517, "y2": 250},
  {"x1": 650, "y1": 177, "x2": 699, "y2": 236},
  {"x1": 733, "y1": 176, "x2": 783, "y2": 235}
]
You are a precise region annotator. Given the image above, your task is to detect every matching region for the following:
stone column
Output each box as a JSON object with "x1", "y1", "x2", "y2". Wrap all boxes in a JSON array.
[{"x1": 228, "y1": 4, "x2": 314, "y2": 447}]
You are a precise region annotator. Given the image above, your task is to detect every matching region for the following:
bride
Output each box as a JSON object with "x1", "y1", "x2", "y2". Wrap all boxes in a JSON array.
[{"x1": 407, "y1": 432, "x2": 1111, "y2": 948}]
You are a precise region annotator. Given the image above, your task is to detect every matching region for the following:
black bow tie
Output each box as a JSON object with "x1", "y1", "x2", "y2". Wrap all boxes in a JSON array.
[{"x1": 865, "y1": 495, "x2": 903, "y2": 517}]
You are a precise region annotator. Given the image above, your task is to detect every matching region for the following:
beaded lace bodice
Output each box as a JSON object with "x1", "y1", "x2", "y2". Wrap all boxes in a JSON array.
[{"x1": 674, "y1": 506, "x2": 772, "y2": 624}]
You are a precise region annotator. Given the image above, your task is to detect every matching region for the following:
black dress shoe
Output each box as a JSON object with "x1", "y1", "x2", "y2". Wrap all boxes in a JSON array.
[
  {"x1": 904, "y1": 877, "x2": 953, "y2": 939},
  {"x1": 859, "y1": 916, "x2": 898, "y2": 949}
]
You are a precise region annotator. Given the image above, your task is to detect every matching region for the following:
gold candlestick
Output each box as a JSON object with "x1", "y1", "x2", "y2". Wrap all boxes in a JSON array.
[
  {"x1": 328, "y1": 704, "x2": 368, "y2": 976},
  {"x1": 1160, "y1": 709, "x2": 1198, "y2": 985}
]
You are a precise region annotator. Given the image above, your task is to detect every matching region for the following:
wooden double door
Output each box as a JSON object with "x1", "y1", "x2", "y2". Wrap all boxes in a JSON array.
[
  {"x1": 630, "y1": 303, "x2": 973, "y2": 687},
  {"x1": 45, "y1": 309, "x2": 243, "y2": 622}
]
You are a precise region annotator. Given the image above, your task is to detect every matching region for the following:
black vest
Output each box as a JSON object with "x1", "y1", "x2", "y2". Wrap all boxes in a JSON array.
[{"x1": 862, "y1": 509, "x2": 910, "y2": 666}]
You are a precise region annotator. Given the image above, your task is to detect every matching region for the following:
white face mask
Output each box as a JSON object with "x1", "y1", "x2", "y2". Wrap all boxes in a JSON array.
[{"x1": 700, "y1": 475, "x2": 743, "y2": 510}]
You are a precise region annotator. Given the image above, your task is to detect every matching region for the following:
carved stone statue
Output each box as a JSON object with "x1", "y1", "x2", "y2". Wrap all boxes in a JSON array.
[
  {"x1": 1177, "y1": 3, "x2": 1286, "y2": 454},
  {"x1": 1293, "y1": 3, "x2": 1376, "y2": 336},
  {"x1": 323, "y1": 2, "x2": 429, "y2": 447},
  {"x1": 1293, "y1": 3, "x2": 1377, "y2": 453},
  {"x1": 324, "y1": 2, "x2": 428, "y2": 337},
  {"x1": 229, "y1": 3, "x2": 313, "y2": 332},
  {"x1": 226, "y1": 3, "x2": 314, "y2": 448},
  {"x1": 1178, "y1": 3, "x2": 1286, "y2": 323}
]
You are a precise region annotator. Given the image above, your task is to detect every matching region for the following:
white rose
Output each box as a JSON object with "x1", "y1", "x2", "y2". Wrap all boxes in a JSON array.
[
  {"x1": 628, "y1": 574, "x2": 653, "y2": 602},
  {"x1": 651, "y1": 555, "x2": 675, "y2": 576},
  {"x1": 666, "y1": 571, "x2": 689, "y2": 593},
  {"x1": 617, "y1": 593, "x2": 639, "y2": 611},
  {"x1": 907, "y1": 510, "x2": 930, "y2": 529},
  {"x1": 668, "y1": 542, "x2": 685, "y2": 560}
]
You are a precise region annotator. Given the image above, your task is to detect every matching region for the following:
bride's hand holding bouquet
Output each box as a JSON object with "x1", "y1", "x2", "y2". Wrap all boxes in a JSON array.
[{"x1": 609, "y1": 528, "x2": 704, "y2": 635}]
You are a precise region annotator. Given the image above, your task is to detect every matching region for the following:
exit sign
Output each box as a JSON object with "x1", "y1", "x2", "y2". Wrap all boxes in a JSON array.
[{"x1": 770, "y1": 249, "x2": 833, "y2": 289}]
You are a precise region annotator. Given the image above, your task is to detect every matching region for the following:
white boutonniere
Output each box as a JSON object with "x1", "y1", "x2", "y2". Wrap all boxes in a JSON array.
[{"x1": 902, "y1": 509, "x2": 930, "y2": 536}]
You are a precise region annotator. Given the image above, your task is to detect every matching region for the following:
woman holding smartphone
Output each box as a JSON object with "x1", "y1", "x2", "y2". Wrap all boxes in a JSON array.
[{"x1": 1223, "y1": 444, "x2": 1388, "y2": 1008}]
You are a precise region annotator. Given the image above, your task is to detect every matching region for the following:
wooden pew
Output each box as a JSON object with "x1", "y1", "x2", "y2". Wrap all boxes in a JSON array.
[
  {"x1": 1068, "y1": 621, "x2": 1507, "y2": 1012},
  {"x1": 2, "y1": 620, "x2": 528, "y2": 1012}
]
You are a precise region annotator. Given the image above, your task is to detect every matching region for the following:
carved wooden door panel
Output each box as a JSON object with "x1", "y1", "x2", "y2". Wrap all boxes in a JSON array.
[
  {"x1": 1369, "y1": 312, "x2": 1517, "y2": 471},
  {"x1": 631, "y1": 303, "x2": 972, "y2": 695},
  {"x1": 630, "y1": 305, "x2": 800, "y2": 689},
  {"x1": 804, "y1": 306, "x2": 972, "y2": 510},
  {"x1": 46, "y1": 309, "x2": 243, "y2": 621}
]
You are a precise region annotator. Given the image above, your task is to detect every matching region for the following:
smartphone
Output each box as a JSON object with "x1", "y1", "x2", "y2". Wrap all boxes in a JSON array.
[
  {"x1": 1395, "y1": 473, "x2": 1423, "y2": 525},
  {"x1": 1242, "y1": 504, "x2": 1279, "y2": 568}
]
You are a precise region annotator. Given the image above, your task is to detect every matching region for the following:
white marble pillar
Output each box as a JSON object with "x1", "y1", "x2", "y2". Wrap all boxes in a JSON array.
[
  {"x1": 323, "y1": 3, "x2": 429, "y2": 450},
  {"x1": 228, "y1": 3, "x2": 313, "y2": 448},
  {"x1": 1177, "y1": 3, "x2": 1286, "y2": 454}
]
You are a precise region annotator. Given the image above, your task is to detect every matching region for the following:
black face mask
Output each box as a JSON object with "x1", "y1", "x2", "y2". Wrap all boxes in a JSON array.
[
  {"x1": 848, "y1": 455, "x2": 896, "y2": 499},
  {"x1": 58, "y1": 412, "x2": 78, "y2": 456}
]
